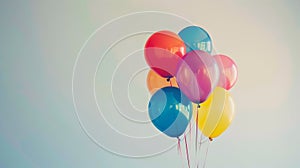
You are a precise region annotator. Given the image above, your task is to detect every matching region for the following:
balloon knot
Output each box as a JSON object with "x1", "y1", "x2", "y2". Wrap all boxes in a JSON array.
[
  {"x1": 166, "y1": 78, "x2": 171, "y2": 82},
  {"x1": 209, "y1": 137, "x2": 213, "y2": 141},
  {"x1": 197, "y1": 104, "x2": 200, "y2": 108}
]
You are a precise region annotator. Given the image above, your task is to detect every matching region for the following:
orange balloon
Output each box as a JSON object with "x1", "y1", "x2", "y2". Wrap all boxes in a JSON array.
[{"x1": 147, "y1": 70, "x2": 178, "y2": 94}]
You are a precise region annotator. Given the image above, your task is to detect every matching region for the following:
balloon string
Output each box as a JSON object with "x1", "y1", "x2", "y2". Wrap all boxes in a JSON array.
[
  {"x1": 177, "y1": 137, "x2": 184, "y2": 168},
  {"x1": 195, "y1": 107, "x2": 199, "y2": 167},
  {"x1": 169, "y1": 79, "x2": 173, "y2": 87},
  {"x1": 189, "y1": 122, "x2": 192, "y2": 147},
  {"x1": 177, "y1": 137, "x2": 181, "y2": 155},
  {"x1": 184, "y1": 135, "x2": 191, "y2": 168},
  {"x1": 203, "y1": 141, "x2": 211, "y2": 168},
  {"x1": 195, "y1": 107, "x2": 199, "y2": 154},
  {"x1": 196, "y1": 134, "x2": 203, "y2": 168}
]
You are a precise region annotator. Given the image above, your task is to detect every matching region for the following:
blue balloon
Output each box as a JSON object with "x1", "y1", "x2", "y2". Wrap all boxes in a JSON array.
[
  {"x1": 179, "y1": 26, "x2": 212, "y2": 53},
  {"x1": 148, "y1": 87, "x2": 193, "y2": 138}
]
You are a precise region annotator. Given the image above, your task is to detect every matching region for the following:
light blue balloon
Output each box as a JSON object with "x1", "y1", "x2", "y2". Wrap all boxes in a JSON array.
[
  {"x1": 179, "y1": 26, "x2": 212, "y2": 53},
  {"x1": 148, "y1": 87, "x2": 193, "y2": 138}
]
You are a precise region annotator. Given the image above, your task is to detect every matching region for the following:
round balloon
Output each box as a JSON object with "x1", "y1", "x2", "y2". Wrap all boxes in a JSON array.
[
  {"x1": 144, "y1": 30, "x2": 186, "y2": 78},
  {"x1": 176, "y1": 50, "x2": 219, "y2": 104},
  {"x1": 179, "y1": 26, "x2": 212, "y2": 53},
  {"x1": 148, "y1": 87, "x2": 192, "y2": 138},
  {"x1": 197, "y1": 87, "x2": 235, "y2": 139},
  {"x1": 214, "y1": 54, "x2": 238, "y2": 90},
  {"x1": 147, "y1": 70, "x2": 178, "y2": 94}
]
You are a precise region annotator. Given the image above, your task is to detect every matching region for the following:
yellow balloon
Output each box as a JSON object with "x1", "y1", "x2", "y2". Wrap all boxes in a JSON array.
[
  {"x1": 196, "y1": 87, "x2": 235, "y2": 139},
  {"x1": 146, "y1": 70, "x2": 178, "y2": 94}
]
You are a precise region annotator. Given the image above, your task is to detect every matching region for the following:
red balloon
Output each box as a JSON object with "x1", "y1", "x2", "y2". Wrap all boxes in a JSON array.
[
  {"x1": 144, "y1": 30, "x2": 186, "y2": 78},
  {"x1": 214, "y1": 54, "x2": 238, "y2": 90}
]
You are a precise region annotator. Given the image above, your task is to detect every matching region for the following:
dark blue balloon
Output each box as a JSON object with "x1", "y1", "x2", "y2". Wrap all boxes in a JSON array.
[
  {"x1": 179, "y1": 26, "x2": 212, "y2": 53},
  {"x1": 148, "y1": 87, "x2": 193, "y2": 138}
]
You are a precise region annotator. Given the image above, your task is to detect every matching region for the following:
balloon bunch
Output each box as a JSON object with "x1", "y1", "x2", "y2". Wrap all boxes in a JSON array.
[{"x1": 144, "y1": 26, "x2": 238, "y2": 167}]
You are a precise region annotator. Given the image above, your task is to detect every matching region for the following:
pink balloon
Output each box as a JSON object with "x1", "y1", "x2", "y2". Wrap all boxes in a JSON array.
[
  {"x1": 176, "y1": 50, "x2": 219, "y2": 104},
  {"x1": 214, "y1": 54, "x2": 238, "y2": 90}
]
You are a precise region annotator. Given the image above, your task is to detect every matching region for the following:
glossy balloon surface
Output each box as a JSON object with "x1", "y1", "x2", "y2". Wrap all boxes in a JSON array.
[
  {"x1": 214, "y1": 54, "x2": 238, "y2": 90},
  {"x1": 148, "y1": 87, "x2": 192, "y2": 137},
  {"x1": 179, "y1": 26, "x2": 212, "y2": 53},
  {"x1": 146, "y1": 70, "x2": 178, "y2": 94},
  {"x1": 145, "y1": 30, "x2": 186, "y2": 78},
  {"x1": 197, "y1": 87, "x2": 235, "y2": 139},
  {"x1": 176, "y1": 50, "x2": 219, "y2": 104}
]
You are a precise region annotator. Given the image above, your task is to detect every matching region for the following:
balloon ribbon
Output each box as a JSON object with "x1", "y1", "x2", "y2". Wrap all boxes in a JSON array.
[
  {"x1": 196, "y1": 106, "x2": 200, "y2": 167},
  {"x1": 203, "y1": 141, "x2": 211, "y2": 168},
  {"x1": 184, "y1": 135, "x2": 191, "y2": 168},
  {"x1": 196, "y1": 106, "x2": 199, "y2": 153},
  {"x1": 177, "y1": 137, "x2": 184, "y2": 168},
  {"x1": 196, "y1": 134, "x2": 203, "y2": 168}
]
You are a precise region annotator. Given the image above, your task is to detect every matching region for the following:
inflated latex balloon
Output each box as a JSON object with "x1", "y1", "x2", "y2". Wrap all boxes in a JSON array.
[
  {"x1": 148, "y1": 87, "x2": 192, "y2": 138},
  {"x1": 179, "y1": 26, "x2": 212, "y2": 53},
  {"x1": 214, "y1": 54, "x2": 238, "y2": 90},
  {"x1": 176, "y1": 50, "x2": 219, "y2": 104},
  {"x1": 197, "y1": 87, "x2": 235, "y2": 139},
  {"x1": 147, "y1": 70, "x2": 178, "y2": 94},
  {"x1": 144, "y1": 30, "x2": 186, "y2": 78}
]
